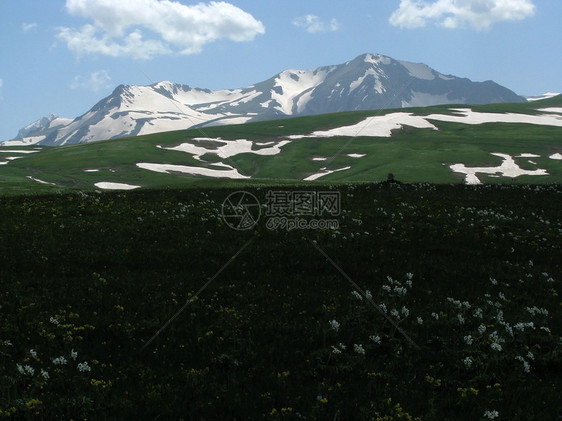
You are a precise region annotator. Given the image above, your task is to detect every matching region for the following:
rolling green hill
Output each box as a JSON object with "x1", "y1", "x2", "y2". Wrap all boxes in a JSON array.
[{"x1": 1, "y1": 96, "x2": 561, "y2": 195}]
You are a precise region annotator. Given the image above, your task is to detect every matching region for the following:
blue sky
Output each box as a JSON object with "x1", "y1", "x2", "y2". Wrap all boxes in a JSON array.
[{"x1": 0, "y1": 0, "x2": 560, "y2": 141}]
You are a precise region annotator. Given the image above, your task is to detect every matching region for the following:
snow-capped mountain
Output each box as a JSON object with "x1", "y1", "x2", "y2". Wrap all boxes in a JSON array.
[{"x1": 5, "y1": 53, "x2": 526, "y2": 146}]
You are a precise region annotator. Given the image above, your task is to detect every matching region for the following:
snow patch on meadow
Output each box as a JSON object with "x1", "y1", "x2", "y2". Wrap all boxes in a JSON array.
[
  {"x1": 27, "y1": 176, "x2": 57, "y2": 186},
  {"x1": 449, "y1": 153, "x2": 548, "y2": 185},
  {"x1": 287, "y1": 108, "x2": 562, "y2": 140},
  {"x1": 136, "y1": 163, "x2": 250, "y2": 179},
  {"x1": 94, "y1": 182, "x2": 141, "y2": 190},
  {"x1": 550, "y1": 153, "x2": 562, "y2": 160},
  {"x1": 162, "y1": 138, "x2": 291, "y2": 160},
  {"x1": 304, "y1": 166, "x2": 351, "y2": 181},
  {"x1": 537, "y1": 107, "x2": 562, "y2": 114},
  {"x1": 289, "y1": 112, "x2": 438, "y2": 139},
  {"x1": 0, "y1": 149, "x2": 40, "y2": 154}
]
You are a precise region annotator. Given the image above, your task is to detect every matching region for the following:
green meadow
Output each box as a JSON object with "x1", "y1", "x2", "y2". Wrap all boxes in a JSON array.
[{"x1": 0, "y1": 96, "x2": 561, "y2": 195}]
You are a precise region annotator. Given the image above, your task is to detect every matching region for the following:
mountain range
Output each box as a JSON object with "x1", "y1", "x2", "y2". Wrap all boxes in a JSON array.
[{"x1": 4, "y1": 53, "x2": 527, "y2": 147}]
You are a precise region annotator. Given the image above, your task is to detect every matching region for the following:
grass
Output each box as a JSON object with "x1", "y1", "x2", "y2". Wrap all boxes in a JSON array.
[{"x1": 0, "y1": 182, "x2": 560, "y2": 419}]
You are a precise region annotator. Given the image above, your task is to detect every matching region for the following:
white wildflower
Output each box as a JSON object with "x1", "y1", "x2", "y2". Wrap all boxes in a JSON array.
[
  {"x1": 431, "y1": 312, "x2": 439, "y2": 320},
  {"x1": 401, "y1": 306, "x2": 409, "y2": 318},
  {"x1": 390, "y1": 308, "x2": 400, "y2": 319},
  {"x1": 540, "y1": 326, "x2": 551, "y2": 333},
  {"x1": 365, "y1": 290, "x2": 372, "y2": 300},
  {"x1": 406, "y1": 272, "x2": 413, "y2": 280},
  {"x1": 329, "y1": 320, "x2": 340, "y2": 332},
  {"x1": 49, "y1": 317, "x2": 59, "y2": 325},
  {"x1": 463, "y1": 357, "x2": 472, "y2": 368},
  {"x1": 354, "y1": 344, "x2": 365, "y2": 355},
  {"x1": 393, "y1": 286, "x2": 407, "y2": 296},
  {"x1": 458, "y1": 314, "x2": 465, "y2": 325},
  {"x1": 478, "y1": 324, "x2": 487, "y2": 334},
  {"x1": 29, "y1": 349, "x2": 37, "y2": 358},
  {"x1": 370, "y1": 335, "x2": 381, "y2": 344},
  {"x1": 331, "y1": 345, "x2": 342, "y2": 354},
  {"x1": 490, "y1": 342, "x2": 502, "y2": 352},
  {"x1": 52, "y1": 356, "x2": 68, "y2": 365},
  {"x1": 483, "y1": 409, "x2": 499, "y2": 419},
  {"x1": 382, "y1": 285, "x2": 391, "y2": 292},
  {"x1": 379, "y1": 303, "x2": 387, "y2": 313},
  {"x1": 77, "y1": 362, "x2": 91, "y2": 372},
  {"x1": 490, "y1": 278, "x2": 498, "y2": 285},
  {"x1": 496, "y1": 310, "x2": 504, "y2": 323},
  {"x1": 24, "y1": 365, "x2": 34, "y2": 375},
  {"x1": 514, "y1": 322, "x2": 525, "y2": 332},
  {"x1": 338, "y1": 342, "x2": 346, "y2": 350},
  {"x1": 464, "y1": 335, "x2": 473, "y2": 345},
  {"x1": 71, "y1": 349, "x2": 78, "y2": 360},
  {"x1": 416, "y1": 317, "x2": 423, "y2": 325},
  {"x1": 351, "y1": 291, "x2": 363, "y2": 301},
  {"x1": 1, "y1": 340, "x2": 13, "y2": 346},
  {"x1": 40, "y1": 369, "x2": 49, "y2": 380},
  {"x1": 17, "y1": 364, "x2": 25, "y2": 374},
  {"x1": 526, "y1": 351, "x2": 534, "y2": 361}
]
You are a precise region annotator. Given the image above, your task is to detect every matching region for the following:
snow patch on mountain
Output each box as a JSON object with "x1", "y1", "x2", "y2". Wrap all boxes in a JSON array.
[
  {"x1": 272, "y1": 69, "x2": 331, "y2": 114},
  {"x1": 526, "y1": 93, "x2": 560, "y2": 102}
]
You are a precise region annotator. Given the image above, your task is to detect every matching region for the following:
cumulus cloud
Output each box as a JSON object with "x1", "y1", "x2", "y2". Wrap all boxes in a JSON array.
[
  {"x1": 22, "y1": 22, "x2": 38, "y2": 33},
  {"x1": 70, "y1": 70, "x2": 112, "y2": 92},
  {"x1": 389, "y1": 0, "x2": 536, "y2": 31},
  {"x1": 292, "y1": 15, "x2": 340, "y2": 33},
  {"x1": 56, "y1": 0, "x2": 265, "y2": 59}
]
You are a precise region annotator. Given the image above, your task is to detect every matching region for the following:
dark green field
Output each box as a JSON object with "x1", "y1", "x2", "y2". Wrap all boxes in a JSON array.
[{"x1": 1, "y1": 182, "x2": 560, "y2": 419}]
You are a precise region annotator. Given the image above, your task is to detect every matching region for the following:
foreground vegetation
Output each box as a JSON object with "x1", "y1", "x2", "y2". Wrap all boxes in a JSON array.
[{"x1": 1, "y1": 182, "x2": 561, "y2": 419}]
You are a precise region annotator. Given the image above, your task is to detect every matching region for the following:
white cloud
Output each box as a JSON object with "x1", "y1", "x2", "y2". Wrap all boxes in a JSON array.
[
  {"x1": 56, "y1": 0, "x2": 265, "y2": 59},
  {"x1": 70, "y1": 70, "x2": 112, "y2": 92},
  {"x1": 22, "y1": 22, "x2": 38, "y2": 33},
  {"x1": 292, "y1": 15, "x2": 340, "y2": 33},
  {"x1": 389, "y1": 0, "x2": 536, "y2": 31}
]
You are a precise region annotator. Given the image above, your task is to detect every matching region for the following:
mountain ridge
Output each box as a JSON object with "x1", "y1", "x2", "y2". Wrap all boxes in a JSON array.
[{"x1": 4, "y1": 53, "x2": 527, "y2": 146}]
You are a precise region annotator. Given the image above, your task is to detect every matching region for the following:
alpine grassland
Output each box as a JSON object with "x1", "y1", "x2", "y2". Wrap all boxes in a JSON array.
[
  {"x1": 1, "y1": 182, "x2": 560, "y2": 419},
  {"x1": 1, "y1": 96, "x2": 561, "y2": 194}
]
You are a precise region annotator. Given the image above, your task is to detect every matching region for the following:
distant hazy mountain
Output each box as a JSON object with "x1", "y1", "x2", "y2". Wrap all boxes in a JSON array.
[{"x1": 5, "y1": 53, "x2": 526, "y2": 146}]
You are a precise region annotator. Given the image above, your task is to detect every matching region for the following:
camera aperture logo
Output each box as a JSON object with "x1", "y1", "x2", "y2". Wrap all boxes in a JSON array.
[
  {"x1": 221, "y1": 190, "x2": 340, "y2": 231},
  {"x1": 221, "y1": 191, "x2": 261, "y2": 231}
]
